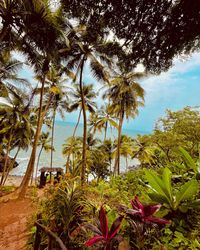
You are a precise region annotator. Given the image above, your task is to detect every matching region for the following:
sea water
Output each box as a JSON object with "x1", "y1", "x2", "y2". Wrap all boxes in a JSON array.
[{"x1": 10, "y1": 121, "x2": 147, "y2": 176}]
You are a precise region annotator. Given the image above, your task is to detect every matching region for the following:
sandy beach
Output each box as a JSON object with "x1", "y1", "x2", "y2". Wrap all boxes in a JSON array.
[{"x1": 1, "y1": 175, "x2": 37, "y2": 187}]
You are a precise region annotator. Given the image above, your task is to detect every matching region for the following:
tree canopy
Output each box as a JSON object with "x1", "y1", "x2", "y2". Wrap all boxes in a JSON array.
[{"x1": 61, "y1": 0, "x2": 200, "y2": 72}]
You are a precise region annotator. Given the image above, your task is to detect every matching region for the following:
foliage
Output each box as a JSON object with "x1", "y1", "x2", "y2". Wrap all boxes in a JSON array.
[
  {"x1": 61, "y1": 0, "x2": 200, "y2": 73},
  {"x1": 145, "y1": 167, "x2": 200, "y2": 213},
  {"x1": 37, "y1": 178, "x2": 87, "y2": 249}
]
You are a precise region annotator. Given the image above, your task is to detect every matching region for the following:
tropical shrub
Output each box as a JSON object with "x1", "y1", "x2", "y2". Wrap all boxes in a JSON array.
[
  {"x1": 36, "y1": 178, "x2": 88, "y2": 249},
  {"x1": 118, "y1": 196, "x2": 170, "y2": 249},
  {"x1": 145, "y1": 167, "x2": 200, "y2": 213},
  {"x1": 85, "y1": 206, "x2": 123, "y2": 250}
]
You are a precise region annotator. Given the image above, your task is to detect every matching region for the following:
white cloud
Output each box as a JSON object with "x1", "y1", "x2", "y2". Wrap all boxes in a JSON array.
[{"x1": 141, "y1": 52, "x2": 200, "y2": 105}]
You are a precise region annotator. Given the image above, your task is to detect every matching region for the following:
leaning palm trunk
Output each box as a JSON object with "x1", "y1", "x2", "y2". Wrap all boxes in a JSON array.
[
  {"x1": 0, "y1": 133, "x2": 12, "y2": 185},
  {"x1": 17, "y1": 75, "x2": 46, "y2": 198},
  {"x1": 65, "y1": 109, "x2": 82, "y2": 173},
  {"x1": 80, "y1": 57, "x2": 87, "y2": 185},
  {"x1": 114, "y1": 112, "x2": 124, "y2": 175}
]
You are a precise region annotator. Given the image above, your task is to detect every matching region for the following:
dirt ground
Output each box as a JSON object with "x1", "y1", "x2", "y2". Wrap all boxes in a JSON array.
[{"x1": 0, "y1": 198, "x2": 36, "y2": 250}]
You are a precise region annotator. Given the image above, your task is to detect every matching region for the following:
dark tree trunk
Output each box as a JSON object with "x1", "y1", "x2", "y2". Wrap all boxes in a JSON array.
[
  {"x1": 50, "y1": 107, "x2": 56, "y2": 181},
  {"x1": 104, "y1": 121, "x2": 108, "y2": 141},
  {"x1": 79, "y1": 57, "x2": 87, "y2": 185},
  {"x1": 17, "y1": 73, "x2": 46, "y2": 198},
  {"x1": 114, "y1": 111, "x2": 124, "y2": 175}
]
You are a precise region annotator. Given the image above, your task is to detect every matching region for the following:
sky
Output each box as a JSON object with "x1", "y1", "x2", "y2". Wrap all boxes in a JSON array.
[{"x1": 18, "y1": 51, "x2": 200, "y2": 133}]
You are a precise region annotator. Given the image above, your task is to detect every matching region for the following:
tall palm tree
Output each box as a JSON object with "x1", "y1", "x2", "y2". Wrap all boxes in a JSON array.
[
  {"x1": 16, "y1": 1, "x2": 66, "y2": 198},
  {"x1": 44, "y1": 66, "x2": 69, "y2": 170},
  {"x1": 65, "y1": 83, "x2": 97, "y2": 172},
  {"x1": 89, "y1": 104, "x2": 118, "y2": 141},
  {"x1": 60, "y1": 19, "x2": 121, "y2": 184},
  {"x1": 104, "y1": 71, "x2": 145, "y2": 175}
]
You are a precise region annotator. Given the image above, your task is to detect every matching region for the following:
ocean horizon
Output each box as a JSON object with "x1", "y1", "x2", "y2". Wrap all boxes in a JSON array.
[{"x1": 10, "y1": 121, "x2": 150, "y2": 176}]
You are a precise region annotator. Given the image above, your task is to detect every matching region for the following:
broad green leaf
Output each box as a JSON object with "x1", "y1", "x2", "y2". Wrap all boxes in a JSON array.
[
  {"x1": 148, "y1": 193, "x2": 169, "y2": 204},
  {"x1": 179, "y1": 147, "x2": 197, "y2": 173},
  {"x1": 175, "y1": 180, "x2": 199, "y2": 207},
  {"x1": 162, "y1": 168, "x2": 172, "y2": 200},
  {"x1": 145, "y1": 169, "x2": 171, "y2": 205}
]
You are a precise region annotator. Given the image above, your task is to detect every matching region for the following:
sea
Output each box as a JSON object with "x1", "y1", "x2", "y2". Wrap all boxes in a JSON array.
[{"x1": 10, "y1": 121, "x2": 148, "y2": 177}]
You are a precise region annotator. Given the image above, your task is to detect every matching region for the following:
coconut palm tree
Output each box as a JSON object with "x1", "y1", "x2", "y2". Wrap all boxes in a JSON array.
[
  {"x1": 65, "y1": 83, "x2": 97, "y2": 172},
  {"x1": 89, "y1": 104, "x2": 118, "y2": 141},
  {"x1": 0, "y1": 51, "x2": 29, "y2": 96},
  {"x1": 63, "y1": 136, "x2": 83, "y2": 175},
  {"x1": 104, "y1": 71, "x2": 145, "y2": 175},
  {"x1": 16, "y1": 1, "x2": 66, "y2": 198},
  {"x1": 60, "y1": 18, "x2": 122, "y2": 184},
  {"x1": 43, "y1": 66, "x2": 69, "y2": 170}
]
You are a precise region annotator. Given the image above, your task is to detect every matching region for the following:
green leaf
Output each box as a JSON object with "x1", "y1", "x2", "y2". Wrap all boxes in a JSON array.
[
  {"x1": 175, "y1": 180, "x2": 199, "y2": 207},
  {"x1": 148, "y1": 192, "x2": 169, "y2": 204},
  {"x1": 179, "y1": 147, "x2": 197, "y2": 173},
  {"x1": 145, "y1": 169, "x2": 172, "y2": 205},
  {"x1": 162, "y1": 168, "x2": 172, "y2": 200}
]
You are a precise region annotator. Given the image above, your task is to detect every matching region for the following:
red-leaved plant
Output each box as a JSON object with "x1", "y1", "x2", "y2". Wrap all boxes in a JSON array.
[
  {"x1": 118, "y1": 196, "x2": 170, "y2": 249},
  {"x1": 128, "y1": 196, "x2": 170, "y2": 225},
  {"x1": 85, "y1": 206, "x2": 123, "y2": 249}
]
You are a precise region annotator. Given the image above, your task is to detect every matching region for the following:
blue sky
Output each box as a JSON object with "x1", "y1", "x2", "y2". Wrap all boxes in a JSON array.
[{"x1": 18, "y1": 52, "x2": 200, "y2": 133}]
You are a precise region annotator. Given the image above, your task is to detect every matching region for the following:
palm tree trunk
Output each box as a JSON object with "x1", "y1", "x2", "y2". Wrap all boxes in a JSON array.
[
  {"x1": 80, "y1": 57, "x2": 87, "y2": 185},
  {"x1": 104, "y1": 121, "x2": 108, "y2": 141},
  {"x1": 2, "y1": 146, "x2": 20, "y2": 186},
  {"x1": 50, "y1": 107, "x2": 56, "y2": 169},
  {"x1": 17, "y1": 73, "x2": 46, "y2": 198},
  {"x1": 114, "y1": 112, "x2": 124, "y2": 175},
  {"x1": 65, "y1": 109, "x2": 82, "y2": 173},
  {"x1": 0, "y1": 134, "x2": 12, "y2": 185},
  {"x1": 35, "y1": 145, "x2": 44, "y2": 184}
]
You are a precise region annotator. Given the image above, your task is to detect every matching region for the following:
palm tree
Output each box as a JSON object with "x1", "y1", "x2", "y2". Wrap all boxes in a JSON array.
[
  {"x1": 44, "y1": 66, "x2": 69, "y2": 170},
  {"x1": 0, "y1": 51, "x2": 28, "y2": 96},
  {"x1": 97, "y1": 139, "x2": 114, "y2": 173},
  {"x1": 89, "y1": 105, "x2": 118, "y2": 141},
  {"x1": 65, "y1": 83, "x2": 97, "y2": 172},
  {"x1": 113, "y1": 135, "x2": 134, "y2": 172},
  {"x1": 62, "y1": 136, "x2": 83, "y2": 175},
  {"x1": 16, "y1": 1, "x2": 66, "y2": 198},
  {"x1": 60, "y1": 19, "x2": 121, "y2": 184},
  {"x1": 132, "y1": 135, "x2": 157, "y2": 167},
  {"x1": 104, "y1": 71, "x2": 145, "y2": 175},
  {"x1": 0, "y1": 83, "x2": 34, "y2": 185}
]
